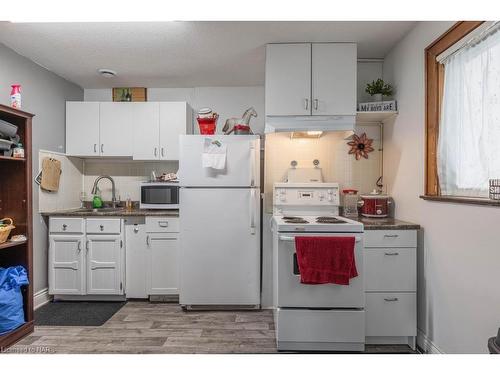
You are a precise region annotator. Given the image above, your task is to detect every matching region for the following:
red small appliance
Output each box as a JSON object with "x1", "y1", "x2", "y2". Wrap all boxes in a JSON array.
[{"x1": 358, "y1": 193, "x2": 391, "y2": 218}]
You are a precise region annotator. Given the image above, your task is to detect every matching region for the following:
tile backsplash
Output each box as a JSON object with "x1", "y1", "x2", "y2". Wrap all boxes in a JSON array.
[
  {"x1": 264, "y1": 125, "x2": 382, "y2": 213},
  {"x1": 83, "y1": 160, "x2": 178, "y2": 202}
]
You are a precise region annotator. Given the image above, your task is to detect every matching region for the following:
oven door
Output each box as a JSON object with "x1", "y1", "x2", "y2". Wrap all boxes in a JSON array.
[
  {"x1": 140, "y1": 184, "x2": 179, "y2": 209},
  {"x1": 275, "y1": 232, "x2": 364, "y2": 308}
]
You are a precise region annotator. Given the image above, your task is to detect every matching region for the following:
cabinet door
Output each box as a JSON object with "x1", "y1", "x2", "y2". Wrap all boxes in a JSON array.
[
  {"x1": 147, "y1": 233, "x2": 179, "y2": 295},
  {"x1": 125, "y1": 220, "x2": 148, "y2": 298},
  {"x1": 48, "y1": 235, "x2": 85, "y2": 295},
  {"x1": 66, "y1": 102, "x2": 100, "y2": 156},
  {"x1": 99, "y1": 102, "x2": 135, "y2": 156},
  {"x1": 132, "y1": 102, "x2": 161, "y2": 160},
  {"x1": 86, "y1": 235, "x2": 123, "y2": 295},
  {"x1": 312, "y1": 43, "x2": 357, "y2": 116},
  {"x1": 265, "y1": 43, "x2": 311, "y2": 116},
  {"x1": 159, "y1": 102, "x2": 190, "y2": 160}
]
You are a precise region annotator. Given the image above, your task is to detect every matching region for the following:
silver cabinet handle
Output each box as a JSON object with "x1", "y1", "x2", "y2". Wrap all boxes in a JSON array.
[
  {"x1": 384, "y1": 252, "x2": 399, "y2": 256},
  {"x1": 94, "y1": 144, "x2": 97, "y2": 153},
  {"x1": 62, "y1": 224, "x2": 67, "y2": 231},
  {"x1": 158, "y1": 221, "x2": 169, "y2": 228},
  {"x1": 314, "y1": 99, "x2": 318, "y2": 110},
  {"x1": 100, "y1": 144, "x2": 104, "y2": 154},
  {"x1": 161, "y1": 148, "x2": 165, "y2": 157},
  {"x1": 85, "y1": 240, "x2": 89, "y2": 252},
  {"x1": 146, "y1": 235, "x2": 150, "y2": 246},
  {"x1": 304, "y1": 98, "x2": 309, "y2": 110},
  {"x1": 384, "y1": 234, "x2": 399, "y2": 238},
  {"x1": 133, "y1": 226, "x2": 139, "y2": 233},
  {"x1": 77, "y1": 240, "x2": 81, "y2": 252},
  {"x1": 100, "y1": 225, "x2": 104, "y2": 231},
  {"x1": 384, "y1": 298, "x2": 399, "y2": 302}
]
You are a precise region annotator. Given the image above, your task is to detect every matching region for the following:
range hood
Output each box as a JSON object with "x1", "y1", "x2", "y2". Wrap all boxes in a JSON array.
[{"x1": 264, "y1": 115, "x2": 355, "y2": 133}]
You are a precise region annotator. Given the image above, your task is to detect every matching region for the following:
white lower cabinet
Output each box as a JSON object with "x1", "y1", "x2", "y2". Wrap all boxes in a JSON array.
[
  {"x1": 124, "y1": 217, "x2": 180, "y2": 297},
  {"x1": 146, "y1": 217, "x2": 179, "y2": 295},
  {"x1": 148, "y1": 234, "x2": 179, "y2": 295},
  {"x1": 48, "y1": 235, "x2": 85, "y2": 295},
  {"x1": 86, "y1": 235, "x2": 123, "y2": 295},
  {"x1": 364, "y1": 229, "x2": 417, "y2": 349},
  {"x1": 48, "y1": 217, "x2": 124, "y2": 297}
]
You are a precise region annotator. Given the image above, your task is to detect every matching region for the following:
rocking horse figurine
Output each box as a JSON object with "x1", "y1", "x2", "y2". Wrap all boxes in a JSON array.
[{"x1": 222, "y1": 107, "x2": 258, "y2": 135}]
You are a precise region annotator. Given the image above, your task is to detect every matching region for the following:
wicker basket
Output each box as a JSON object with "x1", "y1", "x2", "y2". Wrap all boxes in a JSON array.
[{"x1": 0, "y1": 218, "x2": 15, "y2": 244}]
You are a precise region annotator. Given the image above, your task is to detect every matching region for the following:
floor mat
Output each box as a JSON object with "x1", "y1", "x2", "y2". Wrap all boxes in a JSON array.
[{"x1": 35, "y1": 301, "x2": 126, "y2": 326}]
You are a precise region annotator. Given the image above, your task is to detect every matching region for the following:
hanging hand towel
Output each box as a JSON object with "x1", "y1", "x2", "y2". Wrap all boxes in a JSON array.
[
  {"x1": 295, "y1": 236, "x2": 358, "y2": 285},
  {"x1": 40, "y1": 157, "x2": 62, "y2": 192},
  {"x1": 202, "y1": 138, "x2": 227, "y2": 170}
]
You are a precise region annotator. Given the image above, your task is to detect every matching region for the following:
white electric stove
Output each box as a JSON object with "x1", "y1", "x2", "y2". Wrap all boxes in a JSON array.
[{"x1": 272, "y1": 182, "x2": 365, "y2": 352}]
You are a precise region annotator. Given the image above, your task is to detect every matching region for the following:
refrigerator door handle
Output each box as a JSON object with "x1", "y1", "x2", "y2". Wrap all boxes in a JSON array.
[
  {"x1": 250, "y1": 141, "x2": 256, "y2": 187},
  {"x1": 250, "y1": 189, "x2": 256, "y2": 235}
]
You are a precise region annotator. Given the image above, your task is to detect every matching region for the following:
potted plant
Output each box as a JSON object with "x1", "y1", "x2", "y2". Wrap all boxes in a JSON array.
[{"x1": 365, "y1": 79, "x2": 393, "y2": 102}]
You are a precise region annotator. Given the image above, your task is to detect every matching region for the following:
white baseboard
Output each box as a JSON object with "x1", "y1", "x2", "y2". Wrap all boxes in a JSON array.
[
  {"x1": 417, "y1": 328, "x2": 444, "y2": 353},
  {"x1": 34, "y1": 288, "x2": 52, "y2": 310}
]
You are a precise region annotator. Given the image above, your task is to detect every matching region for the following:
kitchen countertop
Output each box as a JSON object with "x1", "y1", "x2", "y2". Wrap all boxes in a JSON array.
[
  {"x1": 347, "y1": 216, "x2": 420, "y2": 230},
  {"x1": 41, "y1": 208, "x2": 179, "y2": 217}
]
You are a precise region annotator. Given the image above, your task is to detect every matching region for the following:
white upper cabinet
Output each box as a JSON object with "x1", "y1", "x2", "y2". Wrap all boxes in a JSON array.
[
  {"x1": 265, "y1": 44, "x2": 311, "y2": 116},
  {"x1": 132, "y1": 102, "x2": 160, "y2": 160},
  {"x1": 66, "y1": 101, "x2": 192, "y2": 159},
  {"x1": 265, "y1": 43, "x2": 357, "y2": 117},
  {"x1": 99, "y1": 102, "x2": 135, "y2": 156},
  {"x1": 66, "y1": 102, "x2": 100, "y2": 157},
  {"x1": 159, "y1": 102, "x2": 192, "y2": 161},
  {"x1": 312, "y1": 43, "x2": 357, "y2": 116}
]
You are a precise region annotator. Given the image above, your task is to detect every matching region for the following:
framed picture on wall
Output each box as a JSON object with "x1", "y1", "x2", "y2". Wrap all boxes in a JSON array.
[{"x1": 112, "y1": 87, "x2": 147, "y2": 102}]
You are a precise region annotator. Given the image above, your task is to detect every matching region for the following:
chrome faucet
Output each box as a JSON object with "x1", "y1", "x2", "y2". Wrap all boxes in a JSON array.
[{"x1": 91, "y1": 175, "x2": 119, "y2": 208}]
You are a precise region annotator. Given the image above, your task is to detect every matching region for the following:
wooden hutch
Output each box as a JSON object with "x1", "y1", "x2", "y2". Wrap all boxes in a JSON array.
[{"x1": 0, "y1": 104, "x2": 34, "y2": 350}]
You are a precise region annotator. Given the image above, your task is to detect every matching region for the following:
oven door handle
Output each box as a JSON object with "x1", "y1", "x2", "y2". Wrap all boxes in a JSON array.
[{"x1": 279, "y1": 235, "x2": 362, "y2": 243}]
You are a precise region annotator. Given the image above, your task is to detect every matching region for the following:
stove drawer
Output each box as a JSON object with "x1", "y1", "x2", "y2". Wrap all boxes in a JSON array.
[
  {"x1": 366, "y1": 293, "x2": 416, "y2": 337},
  {"x1": 364, "y1": 248, "x2": 416, "y2": 292},
  {"x1": 277, "y1": 308, "x2": 365, "y2": 344},
  {"x1": 365, "y1": 230, "x2": 416, "y2": 248}
]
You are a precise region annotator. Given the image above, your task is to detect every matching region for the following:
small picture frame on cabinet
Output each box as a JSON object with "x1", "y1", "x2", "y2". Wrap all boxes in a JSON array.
[{"x1": 112, "y1": 87, "x2": 147, "y2": 102}]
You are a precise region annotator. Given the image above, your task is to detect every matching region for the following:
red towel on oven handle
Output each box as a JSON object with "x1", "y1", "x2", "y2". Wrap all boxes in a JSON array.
[{"x1": 295, "y1": 236, "x2": 358, "y2": 285}]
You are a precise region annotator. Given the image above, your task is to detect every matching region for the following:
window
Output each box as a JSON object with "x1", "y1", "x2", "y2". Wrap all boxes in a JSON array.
[
  {"x1": 424, "y1": 21, "x2": 500, "y2": 205},
  {"x1": 437, "y1": 23, "x2": 500, "y2": 197}
]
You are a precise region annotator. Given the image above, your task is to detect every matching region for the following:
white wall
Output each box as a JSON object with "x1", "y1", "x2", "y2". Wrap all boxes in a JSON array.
[
  {"x1": 383, "y1": 21, "x2": 500, "y2": 353},
  {"x1": 0, "y1": 43, "x2": 83, "y2": 294}
]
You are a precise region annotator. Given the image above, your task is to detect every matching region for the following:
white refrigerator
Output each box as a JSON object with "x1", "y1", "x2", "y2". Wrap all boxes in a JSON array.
[{"x1": 178, "y1": 135, "x2": 261, "y2": 307}]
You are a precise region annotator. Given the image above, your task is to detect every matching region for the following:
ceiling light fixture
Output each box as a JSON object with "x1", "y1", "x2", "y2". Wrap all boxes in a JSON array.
[{"x1": 98, "y1": 69, "x2": 117, "y2": 78}]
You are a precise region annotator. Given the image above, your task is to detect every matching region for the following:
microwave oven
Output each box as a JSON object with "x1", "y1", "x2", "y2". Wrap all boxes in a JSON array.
[{"x1": 140, "y1": 182, "x2": 179, "y2": 209}]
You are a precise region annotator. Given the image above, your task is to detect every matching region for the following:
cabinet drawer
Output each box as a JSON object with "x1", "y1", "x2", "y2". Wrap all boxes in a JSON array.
[
  {"x1": 50, "y1": 217, "x2": 84, "y2": 234},
  {"x1": 277, "y1": 308, "x2": 365, "y2": 344},
  {"x1": 146, "y1": 217, "x2": 179, "y2": 233},
  {"x1": 366, "y1": 293, "x2": 416, "y2": 337},
  {"x1": 365, "y1": 230, "x2": 416, "y2": 248},
  {"x1": 365, "y1": 248, "x2": 416, "y2": 292},
  {"x1": 86, "y1": 218, "x2": 121, "y2": 234}
]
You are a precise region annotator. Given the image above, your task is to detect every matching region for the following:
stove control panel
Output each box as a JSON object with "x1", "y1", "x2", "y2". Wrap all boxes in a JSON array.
[{"x1": 274, "y1": 183, "x2": 340, "y2": 206}]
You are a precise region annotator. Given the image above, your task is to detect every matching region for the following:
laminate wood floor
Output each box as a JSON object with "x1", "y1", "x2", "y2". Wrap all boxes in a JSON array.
[{"x1": 8, "y1": 302, "x2": 416, "y2": 354}]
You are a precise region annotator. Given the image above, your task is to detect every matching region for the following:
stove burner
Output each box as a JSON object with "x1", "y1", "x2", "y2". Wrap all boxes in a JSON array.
[
  {"x1": 315, "y1": 216, "x2": 347, "y2": 224},
  {"x1": 283, "y1": 216, "x2": 309, "y2": 224}
]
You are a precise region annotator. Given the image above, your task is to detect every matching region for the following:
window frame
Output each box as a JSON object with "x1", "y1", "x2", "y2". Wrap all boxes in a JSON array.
[{"x1": 420, "y1": 21, "x2": 500, "y2": 206}]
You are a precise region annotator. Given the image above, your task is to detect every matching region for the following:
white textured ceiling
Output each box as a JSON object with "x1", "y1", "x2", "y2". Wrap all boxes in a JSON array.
[{"x1": 0, "y1": 21, "x2": 416, "y2": 88}]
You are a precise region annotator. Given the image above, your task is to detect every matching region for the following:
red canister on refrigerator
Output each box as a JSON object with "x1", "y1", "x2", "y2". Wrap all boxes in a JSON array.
[{"x1": 359, "y1": 192, "x2": 391, "y2": 218}]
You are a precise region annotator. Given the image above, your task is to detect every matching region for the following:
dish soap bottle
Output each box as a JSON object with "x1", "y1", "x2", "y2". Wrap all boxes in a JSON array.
[
  {"x1": 10, "y1": 84, "x2": 21, "y2": 109},
  {"x1": 92, "y1": 190, "x2": 103, "y2": 209}
]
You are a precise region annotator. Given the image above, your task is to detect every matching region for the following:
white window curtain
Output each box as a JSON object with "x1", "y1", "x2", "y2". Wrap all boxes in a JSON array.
[{"x1": 438, "y1": 26, "x2": 500, "y2": 197}]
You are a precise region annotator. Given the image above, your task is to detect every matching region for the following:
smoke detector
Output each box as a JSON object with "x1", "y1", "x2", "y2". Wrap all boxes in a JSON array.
[{"x1": 98, "y1": 69, "x2": 117, "y2": 78}]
